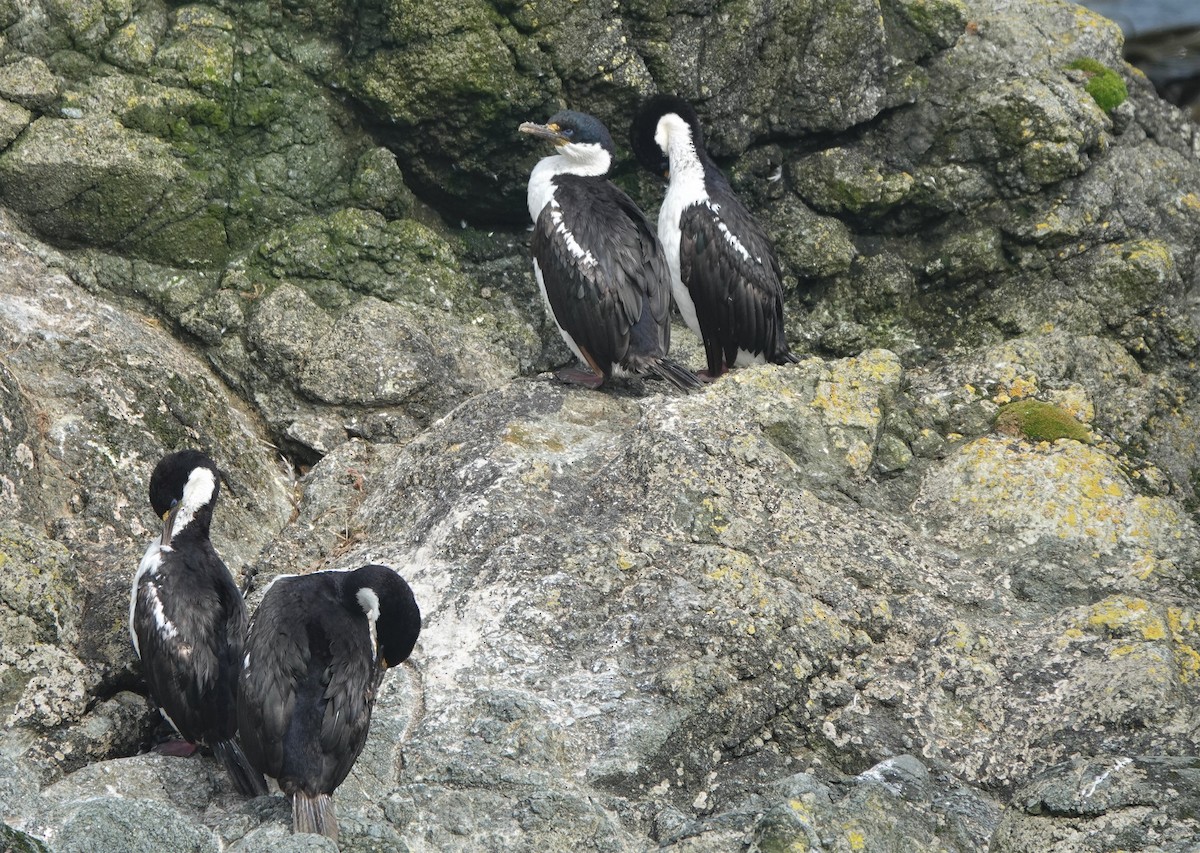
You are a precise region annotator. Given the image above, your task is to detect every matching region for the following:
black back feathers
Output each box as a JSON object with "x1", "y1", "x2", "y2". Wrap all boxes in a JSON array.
[{"x1": 237, "y1": 564, "x2": 421, "y2": 839}]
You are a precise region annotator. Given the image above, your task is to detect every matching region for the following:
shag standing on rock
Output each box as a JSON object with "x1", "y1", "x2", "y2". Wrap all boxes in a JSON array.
[
  {"x1": 520, "y1": 109, "x2": 702, "y2": 391},
  {"x1": 129, "y1": 449, "x2": 267, "y2": 797},
  {"x1": 238, "y1": 565, "x2": 421, "y2": 841},
  {"x1": 631, "y1": 95, "x2": 798, "y2": 379}
]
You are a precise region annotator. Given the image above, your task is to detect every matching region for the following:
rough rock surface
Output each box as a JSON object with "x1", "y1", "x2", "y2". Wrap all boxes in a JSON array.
[{"x1": 0, "y1": 0, "x2": 1199, "y2": 850}]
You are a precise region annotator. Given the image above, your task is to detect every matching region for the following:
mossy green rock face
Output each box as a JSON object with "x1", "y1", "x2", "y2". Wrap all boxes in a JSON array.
[
  {"x1": 334, "y1": 0, "x2": 965, "y2": 221},
  {"x1": 0, "y1": 56, "x2": 60, "y2": 110},
  {"x1": 347, "y1": 0, "x2": 548, "y2": 223},
  {"x1": 0, "y1": 117, "x2": 209, "y2": 260}
]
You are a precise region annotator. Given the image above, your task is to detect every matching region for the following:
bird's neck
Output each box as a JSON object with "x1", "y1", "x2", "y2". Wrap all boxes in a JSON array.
[
  {"x1": 527, "y1": 152, "x2": 610, "y2": 221},
  {"x1": 664, "y1": 135, "x2": 710, "y2": 206}
]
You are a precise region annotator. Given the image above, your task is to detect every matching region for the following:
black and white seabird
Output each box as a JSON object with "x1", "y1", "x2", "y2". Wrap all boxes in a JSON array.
[
  {"x1": 129, "y1": 449, "x2": 267, "y2": 797},
  {"x1": 237, "y1": 564, "x2": 421, "y2": 840},
  {"x1": 631, "y1": 95, "x2": 798, "y2": 378},
  {"x1": 520, "y1": 109, "x2": 702, "y2": 391}
]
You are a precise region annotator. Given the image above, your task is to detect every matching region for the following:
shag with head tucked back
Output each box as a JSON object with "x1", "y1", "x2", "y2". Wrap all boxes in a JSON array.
[
  {"x1": 238, "y1": 564, "x2": 421, "y2": 841},
  {"x1": 631, "y1": 94, "x2": 797, "y2": 379}
]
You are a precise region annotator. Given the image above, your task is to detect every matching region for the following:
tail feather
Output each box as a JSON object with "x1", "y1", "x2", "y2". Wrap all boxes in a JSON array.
[
  {"x1": 293, "y1": 791, "x2": 338, "y2": 840},
  {"x1": 212, "y1": 738, "x2": 268, "y2": 797},
  {"x1": 646, "y1": 358, "x2": 704, "y2": 391}
]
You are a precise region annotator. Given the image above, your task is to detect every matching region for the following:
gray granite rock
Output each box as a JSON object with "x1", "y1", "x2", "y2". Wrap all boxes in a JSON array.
[{"x1": 0, "y1": 0, "x2": 1197, "y2": 851}]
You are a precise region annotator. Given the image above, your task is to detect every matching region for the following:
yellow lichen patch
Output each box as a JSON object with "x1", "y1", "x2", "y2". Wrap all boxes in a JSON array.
[
  {"x1": 994, "y1": 374, "x2": 1038, "y2": 402},
  {"x1": 1045, "y1": 384, "x2": 1094, "y2": 423},
  {"x1": 1084, "y1": 595, "x2": 1166, "y2": 641},
  {"x1": 1054, "y1": 626, "x2": 1085, "y2": 651},
  {"x1": 788, "y1": 797, "x2": 814, "y2": 817},
  {"x1": 811, "y1": 350, "x2": 902, "y2": 430},
  {"x1": 501, "y1": 422, "x2": 566, "y2": 453},
  {"x1": 1123, "y1": 239, "x2": 1174, "y2": 278},
  {"x1": 847, "y1": 828, "x2": 866, "y2": 850},
  {"x1": 915, "y1": 437, "x2": 1186, "y2": 558},
  {"x1": 699, "y1": 497, "x2": 731, "y2": 535},
  {"x1": 706, "y1": 563, "x2": 744, "y2": 584},
  {"x1": 1178, "y1": 192, "x2": 1200, "y2": 212},
  {"x1": 1166, "y1": 607, "x2": 1200, "y2": 683},
  {"x1": 1173, "y1": 642, "x2": 1200, "y2": 683},
  {"x1": 1108, "y1": 642, "x2": 1140, "y2": 658},
  {"x1": 843, "y1": 439, "x2": 875, "y2": 475},
  {"x1": 1167, "y1": 607, "x2": 1197, "y2": 636}
]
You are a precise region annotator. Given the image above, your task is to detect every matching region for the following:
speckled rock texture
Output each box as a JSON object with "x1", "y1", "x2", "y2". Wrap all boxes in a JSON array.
[{"x1": 0, "y1": 0, "x2": 1199, "y2": 850}]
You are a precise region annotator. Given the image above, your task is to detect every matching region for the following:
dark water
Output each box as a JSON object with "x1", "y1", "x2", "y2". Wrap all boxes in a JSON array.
[{"x1": 1077, "y1": 0, "x2": 1200, "y2": 116}]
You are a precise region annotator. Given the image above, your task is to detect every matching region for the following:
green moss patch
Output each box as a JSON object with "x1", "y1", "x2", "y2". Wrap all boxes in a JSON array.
[
  {"x1": 995, "y1": 399, "x2": 1090, "y2": 443},
  {"x1": 1067, "y1": 58, "x2": 1127, "y2": 112}
]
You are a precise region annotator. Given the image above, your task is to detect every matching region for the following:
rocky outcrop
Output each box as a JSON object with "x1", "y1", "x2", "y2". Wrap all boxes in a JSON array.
[{"x1": 1, "y1": 0, "x2": 1199, "y2": 850}]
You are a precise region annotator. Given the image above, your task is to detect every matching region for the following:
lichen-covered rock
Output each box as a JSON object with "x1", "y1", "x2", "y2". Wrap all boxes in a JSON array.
[
  {"x1": 237, "y1": 277, "x2": 517, "y2": 453},
  {"x1": 0, "y1": 56, "x2": 60, "y2": 111},
  {"x1": 0, "y1": 0, "x2": 1199, "y2": 850},
  {"x1": 0, "y1": 117, "x2": 200, "y2": 258},
  {"x1": 44, "y1": 797, "x2": 222, "y2": 853},
  {"x1": 0, "y1": 211, "x2": 292, "y2": 777},
  {"x1": 993, "y1": 756, "x2": 1200, "y2": 852},
  {"x1": 0, "y1": 523, "x2": 79, "y2": 648},
  {"x1": 913, "y1": 436, "x2": 1198, "y2": 590},
  {"x1": 0, "y1": 98, "x2": 31, "y2": 148}
]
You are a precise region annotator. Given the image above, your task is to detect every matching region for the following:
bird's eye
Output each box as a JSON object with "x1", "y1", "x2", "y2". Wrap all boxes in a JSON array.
[{"x1": 562, "y1": 128, "x2": 574, "y2": 138}]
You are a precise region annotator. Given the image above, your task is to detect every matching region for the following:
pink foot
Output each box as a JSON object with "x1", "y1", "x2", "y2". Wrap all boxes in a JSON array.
[
  {"x1": 155, "y1": 739, "x2": 199, "y2": 757},
  {"x1": 553, "y1": 367, "x2": 604, "y2": 388}
]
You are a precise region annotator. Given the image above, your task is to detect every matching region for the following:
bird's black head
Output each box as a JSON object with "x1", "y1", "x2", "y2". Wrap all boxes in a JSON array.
[
  {"x1": 347, "y1": 564, "x2": 421, "y2": 669},
  {"x1": 148, "y1": 449, "x2": 221, "y2": 544},
  {"x1": 630, "y1": 94, "x2": 706, "y2": 176},
  {"x1": 519, "y1": 110, "x2": 616, "y2": 158}
]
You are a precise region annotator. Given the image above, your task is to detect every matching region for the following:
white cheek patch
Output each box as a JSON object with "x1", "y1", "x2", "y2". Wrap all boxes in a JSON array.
[
  {"x1": 170, "y1": 466, "x2": 217, "y2": 536},
  {"x1": 559, "y1": 141, "x2": 611, "y2": 176},
  {"x1": 357, "y1": 587, "x2": 381, "y2": 664},
  {"x1": 356, "y1": 587, "x2": 380, "y2": 623}
]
